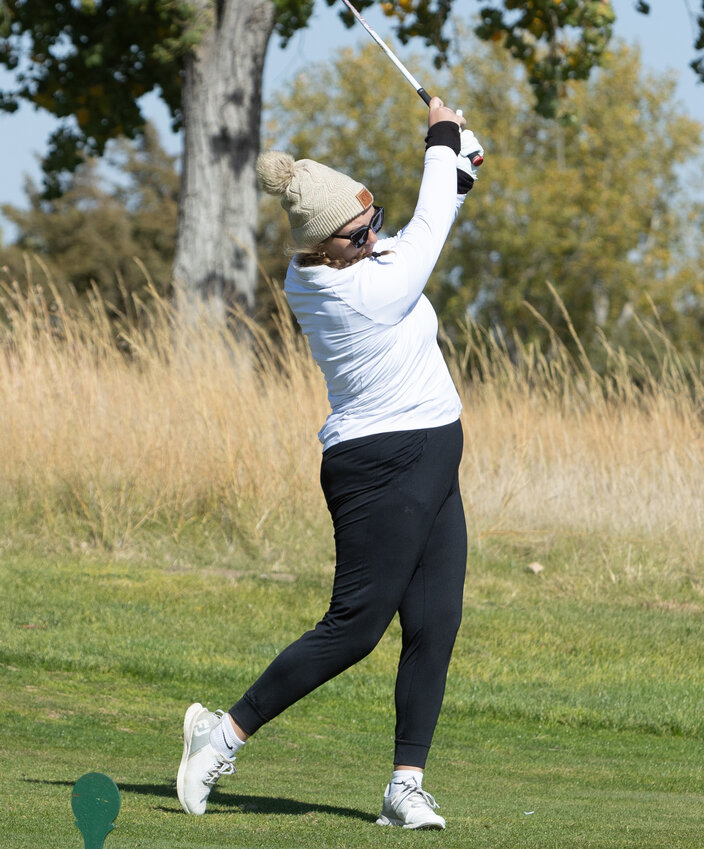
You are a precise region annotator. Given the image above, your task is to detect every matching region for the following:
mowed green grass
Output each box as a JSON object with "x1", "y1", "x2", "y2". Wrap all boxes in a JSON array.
[{"x1": 1, "y1": 533, "x2": 703, "y2": 849}]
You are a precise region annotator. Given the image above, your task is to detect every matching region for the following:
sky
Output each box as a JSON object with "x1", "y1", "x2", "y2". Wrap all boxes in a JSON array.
[{"x1": 0, "y1": 0, "x2": 702, "y2": 243}]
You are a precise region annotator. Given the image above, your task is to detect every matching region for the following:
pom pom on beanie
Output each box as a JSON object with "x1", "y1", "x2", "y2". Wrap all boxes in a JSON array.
[
  {"x1": 256, "y1": 151, "x2": 297, "y2": 197},
  {"x1": 255, "y1": 150, "x2": 374, "y2": 248}
]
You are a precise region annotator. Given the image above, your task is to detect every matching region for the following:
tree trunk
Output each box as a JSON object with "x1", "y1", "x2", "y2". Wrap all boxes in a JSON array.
[{"x1": 174, "y1": 0, "x2": 276, "y2": 318}]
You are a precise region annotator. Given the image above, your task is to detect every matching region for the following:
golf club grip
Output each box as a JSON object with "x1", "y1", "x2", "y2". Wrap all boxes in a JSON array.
[{"x1": 418, "y1": 81, "x2": 483, "y2": 168}]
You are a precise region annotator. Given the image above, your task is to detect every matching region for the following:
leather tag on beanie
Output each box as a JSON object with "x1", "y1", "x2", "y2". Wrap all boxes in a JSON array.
[{"x1": 356, "y1": 187, "x2": 373, "y2": 209}]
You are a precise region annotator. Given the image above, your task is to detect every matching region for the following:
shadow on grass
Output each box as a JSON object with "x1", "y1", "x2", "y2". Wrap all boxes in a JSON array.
[
  {"x1": 24, "y1": 778, "x2": 373, "y2": 822},
  {"x1": 197, "y1": 789, "x2": 374, "y2": 822}
]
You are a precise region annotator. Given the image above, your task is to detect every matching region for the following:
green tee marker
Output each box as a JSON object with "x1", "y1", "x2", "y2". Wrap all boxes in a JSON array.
[{"x1": 71, "y1": 772, "x2": 121, "y2": 849}]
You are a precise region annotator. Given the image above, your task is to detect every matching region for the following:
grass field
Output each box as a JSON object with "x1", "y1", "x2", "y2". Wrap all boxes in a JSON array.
[
  {"x1": 2, "y1": 535, "x2": 703, "y2": 848},
  {"x1": 1, "y1": 283, "x2": 703, "y2": 846}
]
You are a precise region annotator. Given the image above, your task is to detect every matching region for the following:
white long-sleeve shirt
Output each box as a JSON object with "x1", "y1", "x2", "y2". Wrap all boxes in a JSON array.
[{"x1": 284, "y1": 145, "x2": 466, "y2": 450}]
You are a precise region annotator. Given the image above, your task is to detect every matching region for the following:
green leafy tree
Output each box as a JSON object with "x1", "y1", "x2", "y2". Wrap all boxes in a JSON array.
[
  {"x1": 260, "y1": 36, "x2": 704, "y2": 363},
  {"x1": 0, "y1": 0, "x2": 461, "y2": 313},
  {"x1": 0, "y1": 124, "x2": 179, "y2": 306},
  {"x1": 1, "y1": 0, "x2": 702, "y2": 310},
  {"x1": 474, "y1": 2, "x2": 704, "y2": 116}
]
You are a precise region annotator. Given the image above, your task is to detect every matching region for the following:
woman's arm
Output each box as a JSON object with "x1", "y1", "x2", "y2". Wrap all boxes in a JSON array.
[{"x1": 340, "y1": 132, "x2": 462, "y2": 326}]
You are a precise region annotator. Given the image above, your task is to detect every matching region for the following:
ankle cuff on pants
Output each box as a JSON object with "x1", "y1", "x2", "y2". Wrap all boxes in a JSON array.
[
  {"x1": 394, "y1": 740, "x2": 430, "y2": 769},
  {"x1": 229, "y1": 697, "x2": 267, "y2": 738}
]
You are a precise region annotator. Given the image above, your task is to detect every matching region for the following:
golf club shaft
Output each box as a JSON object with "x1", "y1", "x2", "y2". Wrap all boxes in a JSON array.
[
  {"x1": 339, "y1": 0, "x2": 483, "y2": 167},
  {"x1": 340, "y1": 0, "x2": 431, "y2": 104}
]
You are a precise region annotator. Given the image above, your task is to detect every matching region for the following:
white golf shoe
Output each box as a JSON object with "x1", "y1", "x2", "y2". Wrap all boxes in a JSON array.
[
  {"x1": 376, "y1": 780, "x2": 446, "y2": 830},
  {"x1": 177, "y1": 702, "x2": 236, "y2": 814}
]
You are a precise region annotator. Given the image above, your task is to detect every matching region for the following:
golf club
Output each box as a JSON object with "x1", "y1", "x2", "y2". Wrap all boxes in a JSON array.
[{"x1": 339, "y1": 0, "x2": 483, "y2": 166}]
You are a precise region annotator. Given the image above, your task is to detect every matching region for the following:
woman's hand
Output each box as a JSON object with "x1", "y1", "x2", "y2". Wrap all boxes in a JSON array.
[{"x1": 427, "y1": 97, "x2": 466, "y2": 128}]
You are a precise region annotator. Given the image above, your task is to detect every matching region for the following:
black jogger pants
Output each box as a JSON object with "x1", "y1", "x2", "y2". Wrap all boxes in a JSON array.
[{"x1": 230, "y1": 418, "x2": 467, "y2": 767}]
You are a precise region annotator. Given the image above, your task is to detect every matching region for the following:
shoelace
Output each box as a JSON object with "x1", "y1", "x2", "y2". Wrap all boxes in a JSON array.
[
  {"x1": 393, "y1": 781, "x2": 440, "y2": 810},
  {"x1": 204, "y1": 710, "x2": 237, "y2": 786},
  {"x1": 204, "y1": 754, "x2": 236, "y2": 786}
]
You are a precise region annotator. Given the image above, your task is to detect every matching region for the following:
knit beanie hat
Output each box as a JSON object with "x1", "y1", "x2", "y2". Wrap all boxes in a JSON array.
[{"x1": 256, "y1": 151, "x2": 374, "y2": 248}]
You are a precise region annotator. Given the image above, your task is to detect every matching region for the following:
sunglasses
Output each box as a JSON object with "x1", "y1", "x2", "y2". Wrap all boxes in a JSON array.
[{"x1": 330, "y1": 206, "x2": 384, "y2": 249}]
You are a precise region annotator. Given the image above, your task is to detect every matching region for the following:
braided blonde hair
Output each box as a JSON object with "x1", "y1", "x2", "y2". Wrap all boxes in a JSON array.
[{"x1": 293, "y1": 245, "x2": 393, "y2": 270}]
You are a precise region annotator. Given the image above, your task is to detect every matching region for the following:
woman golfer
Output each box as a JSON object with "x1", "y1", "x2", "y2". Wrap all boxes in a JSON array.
[{"x1": 177, "y1": 97, "x2": 483, "y2": 829}]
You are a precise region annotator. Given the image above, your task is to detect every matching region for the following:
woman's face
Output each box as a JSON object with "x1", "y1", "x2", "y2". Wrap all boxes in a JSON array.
[{"x1": 322, "y1": 205, "x2": 379, "y2": 262}]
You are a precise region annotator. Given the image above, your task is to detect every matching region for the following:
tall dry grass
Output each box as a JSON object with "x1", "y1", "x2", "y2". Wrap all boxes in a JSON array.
[
  {"x1": 1, "y1": 274, "x2": 703, "y2": 569},
  {"x1": 0, "y1": 277, "x2": 327, "y2": 550},
  {"x1": 451, "y1": 305, "x2": 704, "y2": 558}
]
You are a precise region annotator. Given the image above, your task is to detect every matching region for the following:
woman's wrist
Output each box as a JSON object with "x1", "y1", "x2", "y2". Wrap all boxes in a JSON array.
[{"x1": 424, "y1": 121, "x2": 461, "y2": 155}]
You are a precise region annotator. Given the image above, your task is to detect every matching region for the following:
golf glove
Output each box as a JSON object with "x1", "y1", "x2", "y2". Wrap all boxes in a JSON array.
[{"x1": 457, "y1": 129, "x2": 484, "y2": 193}]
